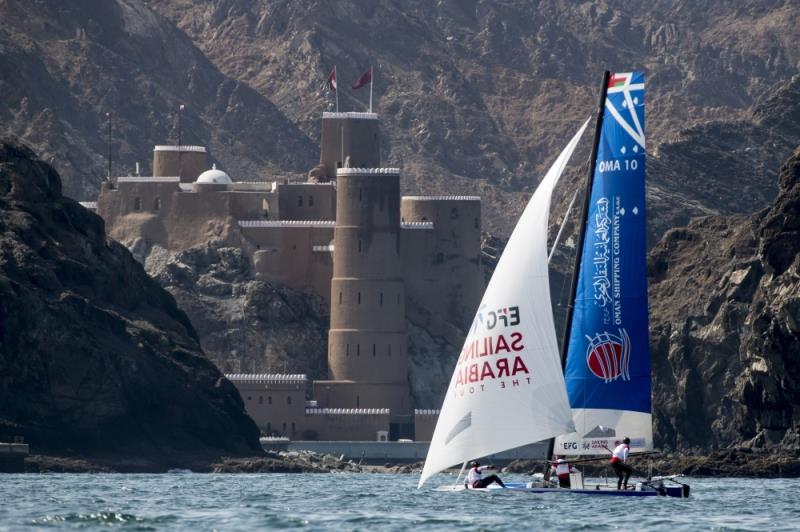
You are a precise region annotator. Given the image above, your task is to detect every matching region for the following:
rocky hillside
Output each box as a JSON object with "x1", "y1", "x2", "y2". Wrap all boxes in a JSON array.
[
  {"x1": 0, "y1": 138, "x2": 262, "y2": 468},
  {"x1": 149, "y1": 0, "x2": 800, "y2": 236},
  {"x1": 1, "y1": 1, "x2": 797, "y2": 237},
  {"x1": 649, "y1": 145, "x2": 800, "y2": 451},
  {"x1": 145, "y1": 243, "x2": 330, "y2": 377},
  {"x1": 0, "y1": 0, "x2": 316, "y2": 201}
]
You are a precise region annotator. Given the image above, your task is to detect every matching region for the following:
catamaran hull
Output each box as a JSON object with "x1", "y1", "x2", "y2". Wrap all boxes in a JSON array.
[{"x1": 447, "y1": 482, "x2": 689, "y2": 498}]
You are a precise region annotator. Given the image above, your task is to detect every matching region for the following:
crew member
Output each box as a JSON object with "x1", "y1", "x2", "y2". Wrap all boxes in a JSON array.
[
  {"x1": 610, "y1": 437, "x2": 633, "y2": 490},
  {"x1": 466, "y1": 460, "x2": 506, "y2": 489},
  {"x1": 550, "y1": 457, "x2": 578, "y2": 488}
]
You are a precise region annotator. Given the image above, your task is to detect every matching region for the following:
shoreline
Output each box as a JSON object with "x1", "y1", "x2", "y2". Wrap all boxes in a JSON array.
[{"x1": 16, "y1": 447, "x2": 800, "y2": 477}]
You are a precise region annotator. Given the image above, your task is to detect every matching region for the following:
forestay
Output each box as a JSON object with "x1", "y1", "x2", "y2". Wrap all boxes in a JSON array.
[{"x1": 418, "y1": 120, "x2": 589, "y2": 488}]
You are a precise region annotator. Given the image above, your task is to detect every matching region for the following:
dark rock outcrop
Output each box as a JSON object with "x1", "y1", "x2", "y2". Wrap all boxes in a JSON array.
[
  {"x1": 650, "y1": 146, "x2": 800, "y2": 450},
  {"x1": 145, "y1": 243, "x2": 330, "y2": 376},
  {"x1": 0, "y1": 138, "x2": 262, "y2": 469}
]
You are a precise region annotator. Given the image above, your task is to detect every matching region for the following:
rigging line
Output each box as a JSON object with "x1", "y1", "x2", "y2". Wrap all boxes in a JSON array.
[
  {"x1": 548, "y1": 187, "x2": 580, "y2": 263},
  {"x1": 452, "y1": 461, "x2": 467, "y2": 490}
]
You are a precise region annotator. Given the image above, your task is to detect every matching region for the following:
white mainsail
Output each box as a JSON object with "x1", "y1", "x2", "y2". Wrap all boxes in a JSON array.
[{"x1": 418, "y1": 120, "x2": 589, "y2": 488}]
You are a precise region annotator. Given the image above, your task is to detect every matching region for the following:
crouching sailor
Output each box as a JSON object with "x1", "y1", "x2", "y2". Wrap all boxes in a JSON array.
[
  {"x1": 550, "y1": 457, "x2": 578, "y2": 488},
  {"x1": 466, "y1": 461, "x2": 506, "y2": 489}
]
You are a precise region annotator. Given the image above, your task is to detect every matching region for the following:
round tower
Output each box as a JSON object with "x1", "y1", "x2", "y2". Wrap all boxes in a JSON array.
[
  {"x1": 328, "y1": 167, "x2": 410, "y2": 415},
  {"x1": 153, "y1": 145, "x2": 208, "y2": 183}
]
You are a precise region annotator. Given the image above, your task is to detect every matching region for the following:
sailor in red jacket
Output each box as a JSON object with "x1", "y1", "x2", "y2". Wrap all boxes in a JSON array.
[{"x1": 610, "y1": 437, "x2": 633, "y2": 490}]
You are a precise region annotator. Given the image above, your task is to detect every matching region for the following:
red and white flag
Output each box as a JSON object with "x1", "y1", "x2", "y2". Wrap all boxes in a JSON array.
[
  {"x1": 327, "y1": 67, "x2": 337, "y2": 91},
  {"x1": 352, "y1": 68, "x2": 372, "y2": 90}
]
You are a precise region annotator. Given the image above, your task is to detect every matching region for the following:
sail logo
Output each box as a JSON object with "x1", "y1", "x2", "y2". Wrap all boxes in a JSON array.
[
  {"x1": 585, "y1": 328, "x2": 631, "y2": 382},
  {"x1": 468, "y1": 305, "x2": 521, "y2": 335}
]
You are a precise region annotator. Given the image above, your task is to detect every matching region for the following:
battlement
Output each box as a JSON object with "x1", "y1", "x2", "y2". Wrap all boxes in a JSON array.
[
  {"x1": 336, "y1": 167, "x2": 400, "y2": 176},
  {"x1": 79, "y1": 201, "x2": 97, "y2": 210},
  {"x1": 306, "y1": 408, "x2": 390, "y2": 415},
  {"x1": 226, "y1": 373, "x2": 308, "y2": 384},
  {"x1": 116, "y1": 176, "x2": 180, "y2": 183},
  {"x1": 402, "y1": 195, "x2": 481, "y2": 201},
  {"x1": 401, "y1": 222, "x2": 434, "y2": 230},
  {"x1": 414, "y1": 409, "x2": 441, "y2": 415},
  {"x1": 313, "y1": 244, "x2": 335, "y2": 252},
  {"x1": 153, "y1": 145, "x2": 207, "y2": 153},
  {"x1": 238, "y1": 220, "x2": 336, "y2": 228},
  {"x1": 322, "y1": 112, "x2": 378, "y2": 120}
]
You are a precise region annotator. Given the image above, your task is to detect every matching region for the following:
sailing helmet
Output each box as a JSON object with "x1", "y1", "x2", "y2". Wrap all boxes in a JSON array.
[{"x1": 623, "y1": 437, "x2": 631, "y2": 444}]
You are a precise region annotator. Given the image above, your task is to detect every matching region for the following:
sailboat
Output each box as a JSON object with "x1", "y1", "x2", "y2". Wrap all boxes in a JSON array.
[{"x1": 418, "y1": 71, "x2": 690, "y2": 498}]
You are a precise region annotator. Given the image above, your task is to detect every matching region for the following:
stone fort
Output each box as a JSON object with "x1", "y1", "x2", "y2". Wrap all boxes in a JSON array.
[{"x1": 85, "y1": 111, "x2": 483, "y2": 441}]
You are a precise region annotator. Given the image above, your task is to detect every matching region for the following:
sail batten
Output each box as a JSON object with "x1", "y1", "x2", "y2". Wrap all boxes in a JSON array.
[
  {"x1": 556, "y1": 71, "x2": 652, "y2": 455},
  {"x1": 418, "y1": 119, "x2": 590, "y2": 488}
]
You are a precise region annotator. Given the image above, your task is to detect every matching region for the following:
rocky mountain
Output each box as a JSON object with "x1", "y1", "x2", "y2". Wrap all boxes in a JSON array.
[
  {"x1": 148, "y1": 0, "x2": 800, "y2": 236},
  {"x1": 0, "y1": 0, "x2": 316, "y2": 201},
  {"x1": 0, "y1": 138, "x2": 261, "y2": 468},
  {"x1": 649, "y1": 145, "x2": 800, "y2": 451}
]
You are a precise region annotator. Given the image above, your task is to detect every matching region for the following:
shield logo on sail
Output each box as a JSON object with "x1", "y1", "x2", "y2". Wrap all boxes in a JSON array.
[{"x1": 585, "y1": 329, "x2": 631, "y2": 383}]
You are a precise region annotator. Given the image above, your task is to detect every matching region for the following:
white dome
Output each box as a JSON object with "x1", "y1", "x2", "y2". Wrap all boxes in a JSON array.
[{"x1": 196, "y1": 165, "x2": 232, "y2": 184}]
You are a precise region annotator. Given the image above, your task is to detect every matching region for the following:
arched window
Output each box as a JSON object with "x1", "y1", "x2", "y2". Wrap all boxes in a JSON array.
[
  {"x1": 154, "y1": 197, "x2": 161, "y2": 210},
  {"x1": 268, "y1": 396, "x2": 272, "y2": 405},
  {"x1": 258, "y1": 396, "x2": 263, "y2": 405},
  {"x1": 358, "y1": 292, "x2": 361, "y2": 304},
  {"x1": 357, "y1": 344, "x2": 361, "y2": 357},
  {"x1": 133, "y1": 197, "x2": 141, "y2": 211},
  {"x1": 346, "y1": 344, "x2": 350, "y2": 357},
  {"x1": 309, "y1": 195, "x2": 314, "y2": 207},
  {"x1": 388, "y1": 344, "x2": 392, "y2": 356},
  {"x1": 287, "y1": 396, "x2": 292, "y2": 405},
  {"x1": 372, "y1": 344, "x2": 376, "y2": 356},
  {"x1": 297, "y1": 195, "x2": 303, "y2": 207},
  {"x1": 339, "y1": 292, "x2": 343, "y2": 305},
  {"x1": 358, "y1": 239, "x2": 362, "y2": 252},
  {"x1": 379, "y1": 292, "x2": 383, "y2": 305}
]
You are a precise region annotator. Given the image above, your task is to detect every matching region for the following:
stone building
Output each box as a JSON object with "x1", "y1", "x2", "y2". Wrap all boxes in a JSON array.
[{"x1": 86, "y1": 111, "x2": 482, "y2": 441}]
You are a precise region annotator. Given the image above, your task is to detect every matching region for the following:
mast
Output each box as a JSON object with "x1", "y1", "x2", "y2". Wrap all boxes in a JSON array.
[{"x1": 544, "y1": 70, "x2": 611, "y2": 470}]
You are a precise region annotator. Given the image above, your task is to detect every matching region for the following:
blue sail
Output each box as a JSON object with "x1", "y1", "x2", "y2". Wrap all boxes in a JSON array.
[{"x1": 557, "y1": 71, "x2": 651, "y2": 454}]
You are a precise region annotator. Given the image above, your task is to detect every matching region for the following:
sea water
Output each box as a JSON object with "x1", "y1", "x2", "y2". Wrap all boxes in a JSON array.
[{"x1": 1, "y1": 473, "x2": 798, "y2": 530}]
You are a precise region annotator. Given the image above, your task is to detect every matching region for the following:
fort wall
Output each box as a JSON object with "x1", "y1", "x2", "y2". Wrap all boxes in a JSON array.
[
  {"x1": 276, "y1": 182, "x2": 336, "y2": 220},
  {"x1": 401, "y1": 196, "x2": 483, "y2": 331},
  {"x1": 413, "y1": 409, "x2": 440, "y2": 442},
  {"x1": 227, "y1": 374, "x2": 308, "y2": 438},
  {"x1": 240, "y1": 221, "x2": 334, "y2": 300}
]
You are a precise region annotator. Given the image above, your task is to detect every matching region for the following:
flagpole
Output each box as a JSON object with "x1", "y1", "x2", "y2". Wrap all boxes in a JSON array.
[
  {"x1": 106, "y1": 112, "x2": 112, "y2": 180},
  {"x1": 369, "y1": 66, "x2": 373, "y2": 113},
  {"x1": 335, "y1": 66, "x2": 339, "y2": 113}
]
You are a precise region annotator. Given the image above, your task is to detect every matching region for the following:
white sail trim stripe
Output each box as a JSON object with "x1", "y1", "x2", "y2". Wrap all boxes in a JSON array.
[{"x1": 605, "y1": 98, "x2": 646, "y2": 149}]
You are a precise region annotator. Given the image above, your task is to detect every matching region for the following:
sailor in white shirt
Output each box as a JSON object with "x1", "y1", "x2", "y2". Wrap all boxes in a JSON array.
[
  {"x1": 609, "y1": 437, "x2": 633, "y2": 490},
  {"x1": 466, "y1": 460, "x2": 506, "y2": 489}
]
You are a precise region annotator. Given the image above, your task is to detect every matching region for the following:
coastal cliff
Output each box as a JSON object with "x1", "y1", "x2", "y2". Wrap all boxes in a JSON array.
[
  {"x1": 649, "y1": 146, "x2": 800, "y2": 450},
  {"x1": 0, "y1": 139, "x2": 262, "y2": 469}
]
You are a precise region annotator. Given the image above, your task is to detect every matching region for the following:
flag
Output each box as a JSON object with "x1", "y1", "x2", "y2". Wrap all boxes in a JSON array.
[
  {"x1": 327, "y1": 67, "x2": 337, "y2": 91},
  {"x1": 179, "y1": 104, "x2": 185, "y2": 110},
  {"x1": 352, "y1": 68, "x2": 372, "y2": 90},
  {"x1": 608, "y1": 73, "x2": 629, "y2": 88}
]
